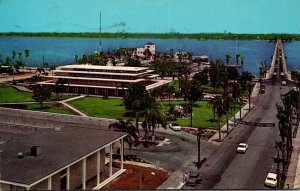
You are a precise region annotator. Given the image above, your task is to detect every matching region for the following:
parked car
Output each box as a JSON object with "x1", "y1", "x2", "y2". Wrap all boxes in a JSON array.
[
  {"x1": 167, "y1": 124, "x2": 181, "y2": 131},
  {"x1": 281, "y1": 81, "x2": 287, "y2": 85},
  {"x1": 237, "y1": 143, "x2": 248, "y2": 153},
  {"x1": 185, "y1": 171, "x2": 202, "y2": 186},
  {"x1": 264, "y1": 172, "x2": 277, "y2": 188}
]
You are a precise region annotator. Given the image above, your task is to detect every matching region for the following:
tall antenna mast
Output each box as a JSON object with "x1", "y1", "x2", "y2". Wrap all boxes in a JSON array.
[
  {"x1": 99, "y1": 11, "x2": 102, "y2": 53},
  {"x1": 235, "y1": 37, "x2": 237, "y2": 55}
]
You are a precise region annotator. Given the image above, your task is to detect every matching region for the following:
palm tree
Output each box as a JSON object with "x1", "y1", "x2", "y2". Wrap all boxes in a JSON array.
[
  {"x1": 231, "y1": 82, "x2": 241, "y2": 125},
  {"x1": 24, "y1": 49, "x2": 30, "y2": 66},
  {"x1": 225, "y1": 54, "x2": 232, "y2": 65},
  {"x1": 187, "y1": 79, "x2": 203, "y2": 127},
  {"x1": 235, "y1": 54, "x2": 241, "y2": 65},
  {"x1": 246, "y1": 81, "x2": 254, "y2": 111},
  {"x1": 214, "y1": 96, "x2": 225, "y2": 141},
  {"x1": 208, "y1": 97, "x2": 217, "y2": 120},
  {"x1": 124, "y1": 84, "x2": 148, "y2": 129},
  {"x1": 222, "y1": 91, "x2": 231, "y2": 133},
  {"x1": 109, "y1": 118, "x2": 139, "y2": 150},
  {"x1": 54, "y1": 78, "x2": 69, "y2": 98},
  {"x1": 240, "y1": 55, "x2": 245, "y2": 71},
  {"x1": 165, "y1": 84, "x2": 176, "y2": 105}
]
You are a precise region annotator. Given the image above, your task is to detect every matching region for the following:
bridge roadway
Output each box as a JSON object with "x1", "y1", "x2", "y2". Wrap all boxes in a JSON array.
[
  {"x1": 183, "y1": 40, "x2": 294, "y2": 189},
  {"x1": 266, "y1": 39, "x2": 291, "y2": 81}
]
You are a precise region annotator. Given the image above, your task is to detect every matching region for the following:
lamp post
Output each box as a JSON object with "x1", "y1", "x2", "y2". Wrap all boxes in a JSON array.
[{"x1": 196, "y1": 130, "x2": 201, "y2": 169}]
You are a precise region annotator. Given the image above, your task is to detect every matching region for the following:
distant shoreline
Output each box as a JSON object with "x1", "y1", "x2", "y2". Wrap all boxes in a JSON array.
[{"x1": 0, "y1": 32, "x2": 300, "y2": 41}]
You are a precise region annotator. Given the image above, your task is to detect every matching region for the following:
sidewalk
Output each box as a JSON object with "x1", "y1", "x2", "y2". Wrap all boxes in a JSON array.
[
  {"x1": 156, "y1": 170, "x2": 185, "y2": 189},
  {"x1": 59, "y1": 95, "x2": 87, "y2": 116},
  {"x1": 284, "y1": 125, "x2": 300, "y2": 189},
  {"x1": 208, "y1": 104, "x2": 253, "y2": 142}
]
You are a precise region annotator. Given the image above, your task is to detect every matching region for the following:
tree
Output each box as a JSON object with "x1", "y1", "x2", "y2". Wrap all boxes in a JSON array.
[
  {"x1": 193, "y1": 70, "x2": 209, "y2": 85},
  {"x1": 54, "y1": 78, "x2": 69, "y2": 98},
  {"x1": 187, "y1": 79, "x2": 203, "y2": 127},
  {"x1": 209, "y1": 60, "x2": 227, "y2": 92},
  {"x1": 165, "y1": 84, "x2": 176, "y2": 105},
  {"x1": 235, "y1": 54, "x2": 241, "y2": 65},
  {"x1": 24, "y1": 49, "x2": 30, "y2": 66},
  {"x1": 246, "y1": 81, "x2": 254, "y2": 111},
  {"x1": 227, "y1": 66, "x2": 239, "y2": 81},
  {"x1": 240, "y1": 55, "x2": 245, "y2": 71},
  {"x1": 225, "y1": 54, "x2": 232, "y2": 65},
  {"x1": 29, "y1": 75, "x2": 41, "y2": 87},
  {"x1": 124, "y1": 84, "x2": 148, "y2": 129},
  {"x1": 32, "y1": 85, "x2": 52, "y2": 109},
  {"x1": 142, "y1": 100, "x2": 166, "y2": 139},
  {"x1": 126, "y1": 58, "x2": 141, "y2": 67},
  {"x1": 238, "y1": 71, "x2": 253, "y2": 91},
  {"x1": 213, "y1": 96, "x2": 225, "y2": 141},
  {"x1": 49, "y1": 66, "x2": 56, "y2": 75},
  {"x1": 109, "y1": 118, "x2": 139, "y2": 150}
]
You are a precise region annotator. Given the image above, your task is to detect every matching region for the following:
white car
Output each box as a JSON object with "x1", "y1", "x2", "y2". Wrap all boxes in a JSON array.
[
  {"x1": 264, "y1": 172, "x2": 277, "y2": 188},
  {"x1": 237, "y1": 143, "x2": 248, "y2": 153},
  {"x1": 170, "y1": 126, "x2": 181, "y2": 131},
  {"x1": 281, "y1": 81, "x2": 287, "y2": 85}
]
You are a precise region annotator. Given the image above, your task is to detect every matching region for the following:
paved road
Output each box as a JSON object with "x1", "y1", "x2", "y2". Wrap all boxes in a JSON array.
[
  {"x1": 185, "y1": 82, "x2": 292, "y2": 190},
  {"x1": 0, "y1": 72, "x2": 35, "y2": 82}
]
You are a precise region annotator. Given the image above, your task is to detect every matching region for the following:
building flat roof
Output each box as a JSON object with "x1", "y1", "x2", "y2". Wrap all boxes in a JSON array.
[
  {"x1": 53, "y1": 69, "x2": 153, "y2": 76},
  {"x1": 59, "y1": 64, "x2": 149, "y2": 72},
  {"x1": 0, "y1": 122, "x2": 126, "y2": 185},
  {"x1": 39, "y1": 82, "x2": 129, "y2": 90},
  {"x1": 47, "y1": 75, "x2": 145, "y2": 83}
]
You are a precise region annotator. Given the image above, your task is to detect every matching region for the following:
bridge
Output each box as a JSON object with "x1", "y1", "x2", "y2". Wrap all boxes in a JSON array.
[{"x1": 266, "y1": 39, "x2": 292, "y2": 82}]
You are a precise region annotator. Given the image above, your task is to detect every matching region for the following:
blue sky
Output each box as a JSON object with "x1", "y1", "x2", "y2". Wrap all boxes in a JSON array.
[{"x1": 0, "y1": 0, "x2": 299, "y2": 34}]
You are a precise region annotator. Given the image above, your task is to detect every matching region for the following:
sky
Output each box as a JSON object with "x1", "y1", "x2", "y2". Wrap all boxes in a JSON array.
[{"x1": 0, "y1": 0, "x2": 299, "y2": 34}]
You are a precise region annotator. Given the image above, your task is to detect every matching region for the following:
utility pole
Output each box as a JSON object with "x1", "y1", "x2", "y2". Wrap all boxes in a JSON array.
[
  {"x1": 98, "y1": 11, "x2": 102, "y2": 53},
  {"x1": 196, "y1": 130, "x2": 201, "y2": 169}
]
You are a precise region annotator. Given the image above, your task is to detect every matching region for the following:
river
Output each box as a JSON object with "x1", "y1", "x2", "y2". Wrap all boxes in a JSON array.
[{"x1": 0, "y1": 37, "x2": 299, "y2": 75}]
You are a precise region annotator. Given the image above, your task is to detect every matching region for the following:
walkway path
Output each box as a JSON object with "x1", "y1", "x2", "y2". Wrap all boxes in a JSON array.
[
  {"x1": 59, "y1": 95, "x2": 87, "y2": 116},
  {"x1": 284, "y1": 124, "x2": 300, "y2": 189}
]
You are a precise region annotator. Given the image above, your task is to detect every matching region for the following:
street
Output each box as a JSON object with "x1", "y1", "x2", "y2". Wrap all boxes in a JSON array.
[{"x1": 188, "y1": 82, "x2": 292, "y2": 189}]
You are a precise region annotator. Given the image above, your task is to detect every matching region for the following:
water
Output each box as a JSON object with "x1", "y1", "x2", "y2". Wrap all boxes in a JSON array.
[
  {"x1": 1, "y1": 36, "x2": 298, "y2": 75},
  {"x1": 284, "y1": 41, "x2": 300, "y2": 71}
]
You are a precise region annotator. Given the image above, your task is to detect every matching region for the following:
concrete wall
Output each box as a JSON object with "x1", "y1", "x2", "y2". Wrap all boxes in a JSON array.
[
  {"x1": 0, "y1": 183, "x2": 11, "y2": 190},
  {"x1": 31, "y1": 179, "x2": 48, "y2": 190},
  {"x1": 51, "y1": 172, "x2": 61, "y2": 190}
]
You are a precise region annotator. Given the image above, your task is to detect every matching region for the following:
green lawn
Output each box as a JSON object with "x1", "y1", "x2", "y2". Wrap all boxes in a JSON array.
[
  {"x1": 68, "y1": 97, "x2": 243, "y2": 129},
  {"x1": 0, "y1": 87, "x2": 75, "y2": 103},
  {"x1": 0, "y1": 87, "x2": 33, "y2": 103},
  {"x1": 68, "y1": 97, "x2": 125, "y2": 119},
  {"x1": 26, "y1": 103, "x2": 74, "y2": 115}
]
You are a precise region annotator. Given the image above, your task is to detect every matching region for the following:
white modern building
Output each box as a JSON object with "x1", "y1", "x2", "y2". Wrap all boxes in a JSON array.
[
  {"x1": 135, "y1": 42, "x2": 156, "y2": 59},
  {"x1": 0, "y1": 107, "x2": 127, "y2": 190},
  {"x1": 39, "y1": 64, "x2": 170, "y2": 97}
]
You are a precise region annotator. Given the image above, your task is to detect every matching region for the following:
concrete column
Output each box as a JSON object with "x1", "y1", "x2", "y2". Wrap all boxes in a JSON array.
[
  {"x1": 121, "y1": 138, "x2": 124, "y2": 169},
  {"x1": 67, "y1": 167, "x2": 70, "y2": 190},
  {"x1": 82, "y1": 158, "x2": 86, "y2": 190},
  {"x1": 110, "y1": 144, "x2": 113, "y2": 176},
  {"x1": 47, "y1": 176, "x2": 52, "y2": 190},
  {"x1": 96, "y1": 150, "x2": 100, "y2": 185}
]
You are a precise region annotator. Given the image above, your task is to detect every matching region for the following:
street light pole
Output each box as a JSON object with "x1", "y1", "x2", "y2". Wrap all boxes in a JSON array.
[{"x1": 196, "y1": 130, "x2": 201, "y2": 169}]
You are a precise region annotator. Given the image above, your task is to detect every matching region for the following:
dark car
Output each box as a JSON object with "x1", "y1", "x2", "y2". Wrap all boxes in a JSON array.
[{"x1": 185, "y1": 171, "x2": 202, "y2": 186}]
